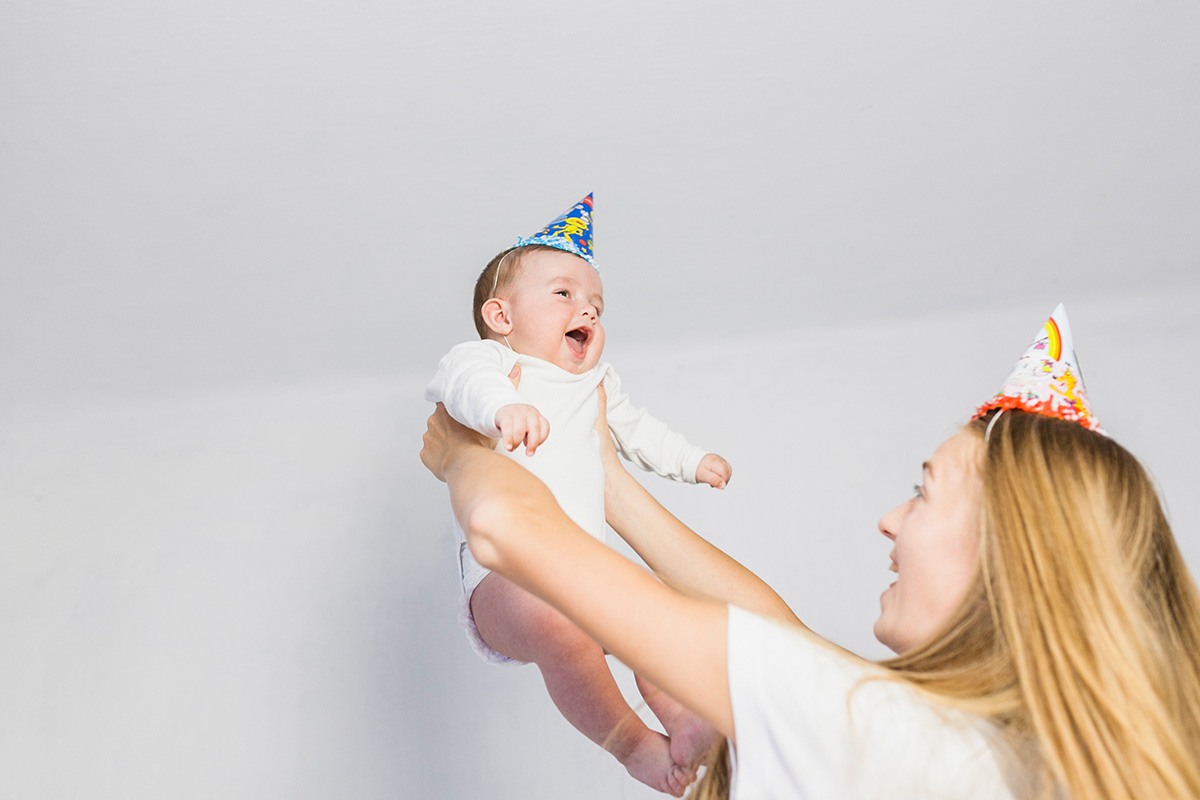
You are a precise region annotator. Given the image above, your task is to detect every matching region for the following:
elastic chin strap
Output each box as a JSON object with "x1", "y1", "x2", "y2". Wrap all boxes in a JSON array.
[
  {"x1": 492, "y1": 250, "x2": 514, "y2": 294},
  {"x1": 984, "y1": 409, "x2": 1005, "y2": 444}
]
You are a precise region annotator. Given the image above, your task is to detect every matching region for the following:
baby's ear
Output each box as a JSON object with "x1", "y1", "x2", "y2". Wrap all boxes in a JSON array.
[{"x1": 480, "y1": 298, "x2": 513, "y2": 337}]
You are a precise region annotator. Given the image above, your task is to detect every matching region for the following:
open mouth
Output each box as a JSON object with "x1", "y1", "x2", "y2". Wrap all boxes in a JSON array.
[{"x1": 565, "y1": 326, "x2": 591, "y2": 358}]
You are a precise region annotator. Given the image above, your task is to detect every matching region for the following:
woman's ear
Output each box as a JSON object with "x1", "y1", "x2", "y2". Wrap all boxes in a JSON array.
[{"x1": 481, "y1": 298, "x2": 513, "y2": 337}]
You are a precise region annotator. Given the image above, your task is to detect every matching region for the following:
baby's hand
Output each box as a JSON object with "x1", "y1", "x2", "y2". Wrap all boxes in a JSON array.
[
  {"x1": 495, "y1": 403, "x2": 550, "y2": 456},
  {"x1": 696, "y1": 453, "x2": 732, "y2": 490}
]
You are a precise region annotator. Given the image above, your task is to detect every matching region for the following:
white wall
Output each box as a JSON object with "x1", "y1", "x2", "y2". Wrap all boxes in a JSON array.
[
  {"x1": 4, "y1": 290, "x2": 1198, "y2": 799},
  {"x1": 3, "y1": 2, "x2": 1199, "y2": 798}
]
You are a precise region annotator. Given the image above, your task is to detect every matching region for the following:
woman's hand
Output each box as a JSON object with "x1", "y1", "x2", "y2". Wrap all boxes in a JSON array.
[
  {"x1": 595, "y1": 383, "x2": 639, "y2": 513},
  {"x1": 593, "y1": 383, "x2": 625, "y2": 475},
  {"x1": 420, "y1": 403, "x2": 494, "y2": 482}
]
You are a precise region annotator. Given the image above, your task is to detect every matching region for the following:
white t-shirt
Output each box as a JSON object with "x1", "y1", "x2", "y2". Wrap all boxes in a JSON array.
[{"x1": 726, "y1": 606, "x2": 1025, "y2": 800}]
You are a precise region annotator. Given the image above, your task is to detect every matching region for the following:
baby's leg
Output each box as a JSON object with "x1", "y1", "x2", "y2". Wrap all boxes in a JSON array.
[
  {"x1": 636, "y1": 674, "x2": 723, "y2": 770},
  {"x1": 471, "y1": 573, "x2": 693, "y2": 797}
]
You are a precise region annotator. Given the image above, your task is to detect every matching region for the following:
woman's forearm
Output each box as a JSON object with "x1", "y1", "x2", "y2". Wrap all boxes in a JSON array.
[
  {"x1": 605, "y1": 466, "x2": 804, "y2": 628},
  {"x1": 446, "y1": 443, "x2": 736, "y2": 738}
]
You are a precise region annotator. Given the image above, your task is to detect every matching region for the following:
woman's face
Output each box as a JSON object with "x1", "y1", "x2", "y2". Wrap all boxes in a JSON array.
[{"x1": 874, "y1": 429, "x2": 984, "y2": 654}]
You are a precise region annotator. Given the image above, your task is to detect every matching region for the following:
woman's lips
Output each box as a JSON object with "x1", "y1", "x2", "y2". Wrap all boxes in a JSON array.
[{"x1": 883, "y1": 558, "x2": 898, "y2": 597}]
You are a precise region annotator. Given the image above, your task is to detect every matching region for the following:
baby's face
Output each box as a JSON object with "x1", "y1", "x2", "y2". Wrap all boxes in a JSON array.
[{"x1": 502, "y1": 248, "x2": 605, "y2": 374}]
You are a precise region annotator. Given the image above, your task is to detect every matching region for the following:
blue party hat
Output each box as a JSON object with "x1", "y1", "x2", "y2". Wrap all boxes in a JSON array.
[{"x1": 514, "y1": 193, "x2": 595, "y2": 268}]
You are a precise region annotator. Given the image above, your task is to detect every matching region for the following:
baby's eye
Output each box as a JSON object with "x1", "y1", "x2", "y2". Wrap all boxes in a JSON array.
[{"x1": 556, "y1": 290, "x2": 570, "y2": 298}]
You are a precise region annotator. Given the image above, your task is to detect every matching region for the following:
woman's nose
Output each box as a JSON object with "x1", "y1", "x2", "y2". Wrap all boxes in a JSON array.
[{"x1": 877, "y1": 501, "x2": 906, "y2": 541}]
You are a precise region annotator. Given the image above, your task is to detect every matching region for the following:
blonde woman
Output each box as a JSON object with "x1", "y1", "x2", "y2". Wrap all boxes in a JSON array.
[{"x1": 419, "y1": 307, "x2": 1200, "y2": 799}]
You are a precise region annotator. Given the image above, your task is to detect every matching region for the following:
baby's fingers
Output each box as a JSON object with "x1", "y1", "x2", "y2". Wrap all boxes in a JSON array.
[
  {"x1": 524, "y1": 414, "x2": 551, "y2": 456},
  {"x1": 503, "y1": 418, "x2": 528, "y2": 452},
  {"x1": 699, "y1": 455, "x2": 732, "y2": 489}
]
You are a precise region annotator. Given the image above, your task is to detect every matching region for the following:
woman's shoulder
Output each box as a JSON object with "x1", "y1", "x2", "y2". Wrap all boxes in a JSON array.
[{"x1": 726, "y1": 607, "x2": 1022, "y2": 799}]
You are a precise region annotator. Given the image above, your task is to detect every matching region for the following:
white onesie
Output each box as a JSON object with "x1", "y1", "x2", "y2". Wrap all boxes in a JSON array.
[{"x1": 425, "y1": 338, "x2": 710, "y2": 663}]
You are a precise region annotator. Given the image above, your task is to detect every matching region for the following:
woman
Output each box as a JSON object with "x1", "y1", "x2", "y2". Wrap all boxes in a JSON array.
[{"x1": 420, "y1": 306, "x2": 1200, "y2": 799}]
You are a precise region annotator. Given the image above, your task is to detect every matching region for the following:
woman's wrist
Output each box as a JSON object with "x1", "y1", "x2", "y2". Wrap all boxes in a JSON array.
[
  {"x1": 603, "y1": 461, "x2": 645, "y2": 530},
  {"x1": 421, "y1": 404, "x2": 495, "y2": 483}
]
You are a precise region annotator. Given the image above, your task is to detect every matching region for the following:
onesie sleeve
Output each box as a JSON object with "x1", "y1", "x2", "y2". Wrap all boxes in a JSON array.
[
  {"x1": 601, "y1": 366, "x2": 708, "y2": 483},
  {"x1": 425, "y1": 340, "x2": 523, "y2": 437}
]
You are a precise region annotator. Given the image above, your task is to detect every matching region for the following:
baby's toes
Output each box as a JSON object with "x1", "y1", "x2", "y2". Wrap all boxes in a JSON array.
[{"x1": 667, "y1": 764, "x2": 695, "y2": 797}]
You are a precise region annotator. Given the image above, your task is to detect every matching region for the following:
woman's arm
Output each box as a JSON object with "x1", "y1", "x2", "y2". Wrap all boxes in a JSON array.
[
  {"x1": 421, "y1": 404, "x2": 737, "y2": 739},
  {"x1": 596, "y1": 387, "x2": 805, "y2": 629}
]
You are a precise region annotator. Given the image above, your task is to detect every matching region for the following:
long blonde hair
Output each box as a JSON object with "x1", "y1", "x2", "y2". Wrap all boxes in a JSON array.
[
  {"x1": 888, "y1": 410, "x2": 1200, "y2": 798},
  {"x1": 690, "y1": 410, "x2": 1200, "y2": 799}
]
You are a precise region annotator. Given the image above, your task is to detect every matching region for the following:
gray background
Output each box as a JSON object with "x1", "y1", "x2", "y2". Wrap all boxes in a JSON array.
[{"x1": 2, "y1": 2, "x2": 1198, "y2": 798}]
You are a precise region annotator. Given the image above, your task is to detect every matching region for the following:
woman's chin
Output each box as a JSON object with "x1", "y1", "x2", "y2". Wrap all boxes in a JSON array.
[
  {"x1": 873, "y1": 620, "x2": 890, "y2": 651},
  {"x1": 873, "y1": 615, "x2": 903, "y2": 654}
]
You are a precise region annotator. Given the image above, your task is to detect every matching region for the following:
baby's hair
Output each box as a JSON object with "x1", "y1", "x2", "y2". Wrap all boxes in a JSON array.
[{"x1": 471, "y1": 244, "x2": 562, "y2": 339}]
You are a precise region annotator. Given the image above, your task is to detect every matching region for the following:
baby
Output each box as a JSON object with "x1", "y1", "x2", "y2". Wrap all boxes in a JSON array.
[{"x1": 425, "y1": 194, "x2": 729, "y2": 796}]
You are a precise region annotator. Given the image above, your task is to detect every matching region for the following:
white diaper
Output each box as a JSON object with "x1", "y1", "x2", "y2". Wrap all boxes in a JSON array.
[{"x1": 457, "y1": 541, "x2": 527, "y2": 666}]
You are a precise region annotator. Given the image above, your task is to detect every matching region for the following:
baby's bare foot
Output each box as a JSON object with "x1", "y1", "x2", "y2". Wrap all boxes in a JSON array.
[
  {"x1": 668, "y1": 710, "x2": 723, "y2": 771},
  {"x1": 617, "y1": 728, "x2": 696, "y2": 797},
  {"x1": 639, "y1": 680, "x2": 723, "y2": 770}
]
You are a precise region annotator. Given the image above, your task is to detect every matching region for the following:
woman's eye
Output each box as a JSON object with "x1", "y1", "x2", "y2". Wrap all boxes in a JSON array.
[{"x1": 912, "y1": 484, "x2": 925, "y2": 500}]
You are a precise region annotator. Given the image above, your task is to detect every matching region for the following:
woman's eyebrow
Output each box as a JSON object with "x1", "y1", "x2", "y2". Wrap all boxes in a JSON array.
[{"x1": 922, "y1": 461, "x2": 934, "y2": 479}]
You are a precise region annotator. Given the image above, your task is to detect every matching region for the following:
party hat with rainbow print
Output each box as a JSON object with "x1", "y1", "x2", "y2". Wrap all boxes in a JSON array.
[
  {"x1": 514, "y1": 193, "x2": 595, "y2": 268},
  {"x1": 973, "y1": 304, "x2": 1106, "y2": 434}
]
